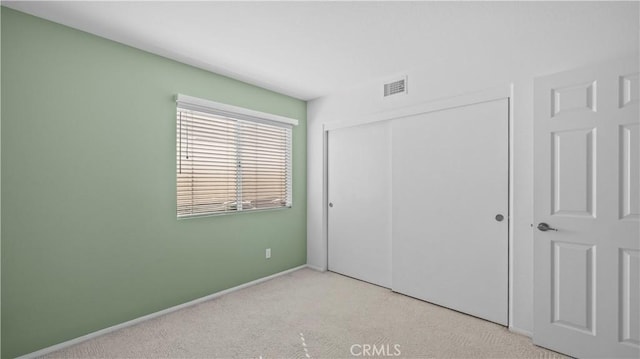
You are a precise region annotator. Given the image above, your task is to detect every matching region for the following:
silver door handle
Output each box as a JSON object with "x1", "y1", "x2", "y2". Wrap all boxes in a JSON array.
[{"x1": 537, "y1": 222, "x2": 558, "y2": 232}]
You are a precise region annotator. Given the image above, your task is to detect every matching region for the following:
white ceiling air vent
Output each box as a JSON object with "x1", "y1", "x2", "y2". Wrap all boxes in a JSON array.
[{"x1": 383, "y1": 76, "x2": 407, "y2": 97}]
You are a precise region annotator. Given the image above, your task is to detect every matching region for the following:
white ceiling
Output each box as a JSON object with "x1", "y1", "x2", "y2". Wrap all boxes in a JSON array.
[{"x1": 3, "y1": 1, "x2": 639, "y2": 100}]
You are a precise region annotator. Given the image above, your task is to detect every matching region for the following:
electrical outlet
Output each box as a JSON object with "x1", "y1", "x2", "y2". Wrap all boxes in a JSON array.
[{"x1": 265, "y1": 248, "x2": 271, "y2": 259}]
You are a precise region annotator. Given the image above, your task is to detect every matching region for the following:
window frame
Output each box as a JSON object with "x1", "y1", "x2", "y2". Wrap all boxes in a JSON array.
[{"x1": 176, "y1": 94, "x2": 298, "y2": 219}]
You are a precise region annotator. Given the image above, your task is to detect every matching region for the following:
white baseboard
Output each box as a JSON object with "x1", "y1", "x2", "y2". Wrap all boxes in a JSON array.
[
  {"x1": 16, "y1": 264, "x2": 309, "y2": 359},
  {"x1": 509, "y1": 326, "x2": 533, "y2": 338},
  {"x1": 306, "y1": 264, "x2": 326, "y2": 272}
]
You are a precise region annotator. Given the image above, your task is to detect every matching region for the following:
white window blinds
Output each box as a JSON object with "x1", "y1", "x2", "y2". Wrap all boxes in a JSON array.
[{"x1": 176, "y1": 95, "x2": 297, "y2": 218}]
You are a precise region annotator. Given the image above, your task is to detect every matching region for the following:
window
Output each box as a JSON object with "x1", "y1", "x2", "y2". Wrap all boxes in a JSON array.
[{"x1": 176, "y1": 95, "x2": 297, "y2": 218}]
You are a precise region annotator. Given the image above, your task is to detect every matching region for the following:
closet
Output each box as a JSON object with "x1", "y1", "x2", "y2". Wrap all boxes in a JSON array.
[{"x1": 328, "y1": 98, "x2": 509, "y2": 325}]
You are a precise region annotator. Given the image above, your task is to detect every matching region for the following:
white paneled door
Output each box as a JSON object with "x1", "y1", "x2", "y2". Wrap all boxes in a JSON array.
[
  {"x1": 391, "y1": 99, "x2": 509, "y2": 325},
  {"x1": 533, "y1": 58, "x2": 640, "y2": 358},
  {"x1": 328, "y1": 120, "x2": 392, "y2": 288}
]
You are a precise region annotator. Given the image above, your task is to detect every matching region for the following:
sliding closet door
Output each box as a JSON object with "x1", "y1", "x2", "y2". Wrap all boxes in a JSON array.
[
  {"x1": 392, "y1": 99, "x2": 509, "y2": 325},
  {"x1": 328, "y1": 120, "x2": 392, "y2": 288}
]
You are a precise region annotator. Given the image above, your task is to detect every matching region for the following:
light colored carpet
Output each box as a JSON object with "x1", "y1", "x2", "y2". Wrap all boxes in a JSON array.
[{"x1": 42, "y1": 268, "x2": 568, "y2": 359}]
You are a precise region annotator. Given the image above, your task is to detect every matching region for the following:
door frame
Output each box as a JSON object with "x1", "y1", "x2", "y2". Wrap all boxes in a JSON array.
[{"x1": 321, "y1": 84, "x2": 516, "y2": 328}]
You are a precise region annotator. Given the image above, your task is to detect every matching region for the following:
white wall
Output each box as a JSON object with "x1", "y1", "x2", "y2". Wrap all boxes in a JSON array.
[{"x1": 307, "y1": 2, "x2": 639, "y2": 335}]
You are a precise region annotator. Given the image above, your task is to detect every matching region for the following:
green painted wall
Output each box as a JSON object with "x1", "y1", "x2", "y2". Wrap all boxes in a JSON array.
[{"x1": 0, "y1": 8, "x2": 307, "y2": 358}]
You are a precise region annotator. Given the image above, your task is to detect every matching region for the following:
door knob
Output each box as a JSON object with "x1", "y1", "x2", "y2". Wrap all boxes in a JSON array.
[
  {"x1": 537, "y1": 222, "x2": 558, "y2": 232},
  {"x1": 329, "y1": 202, "x2": 333, "y2": 208}
]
